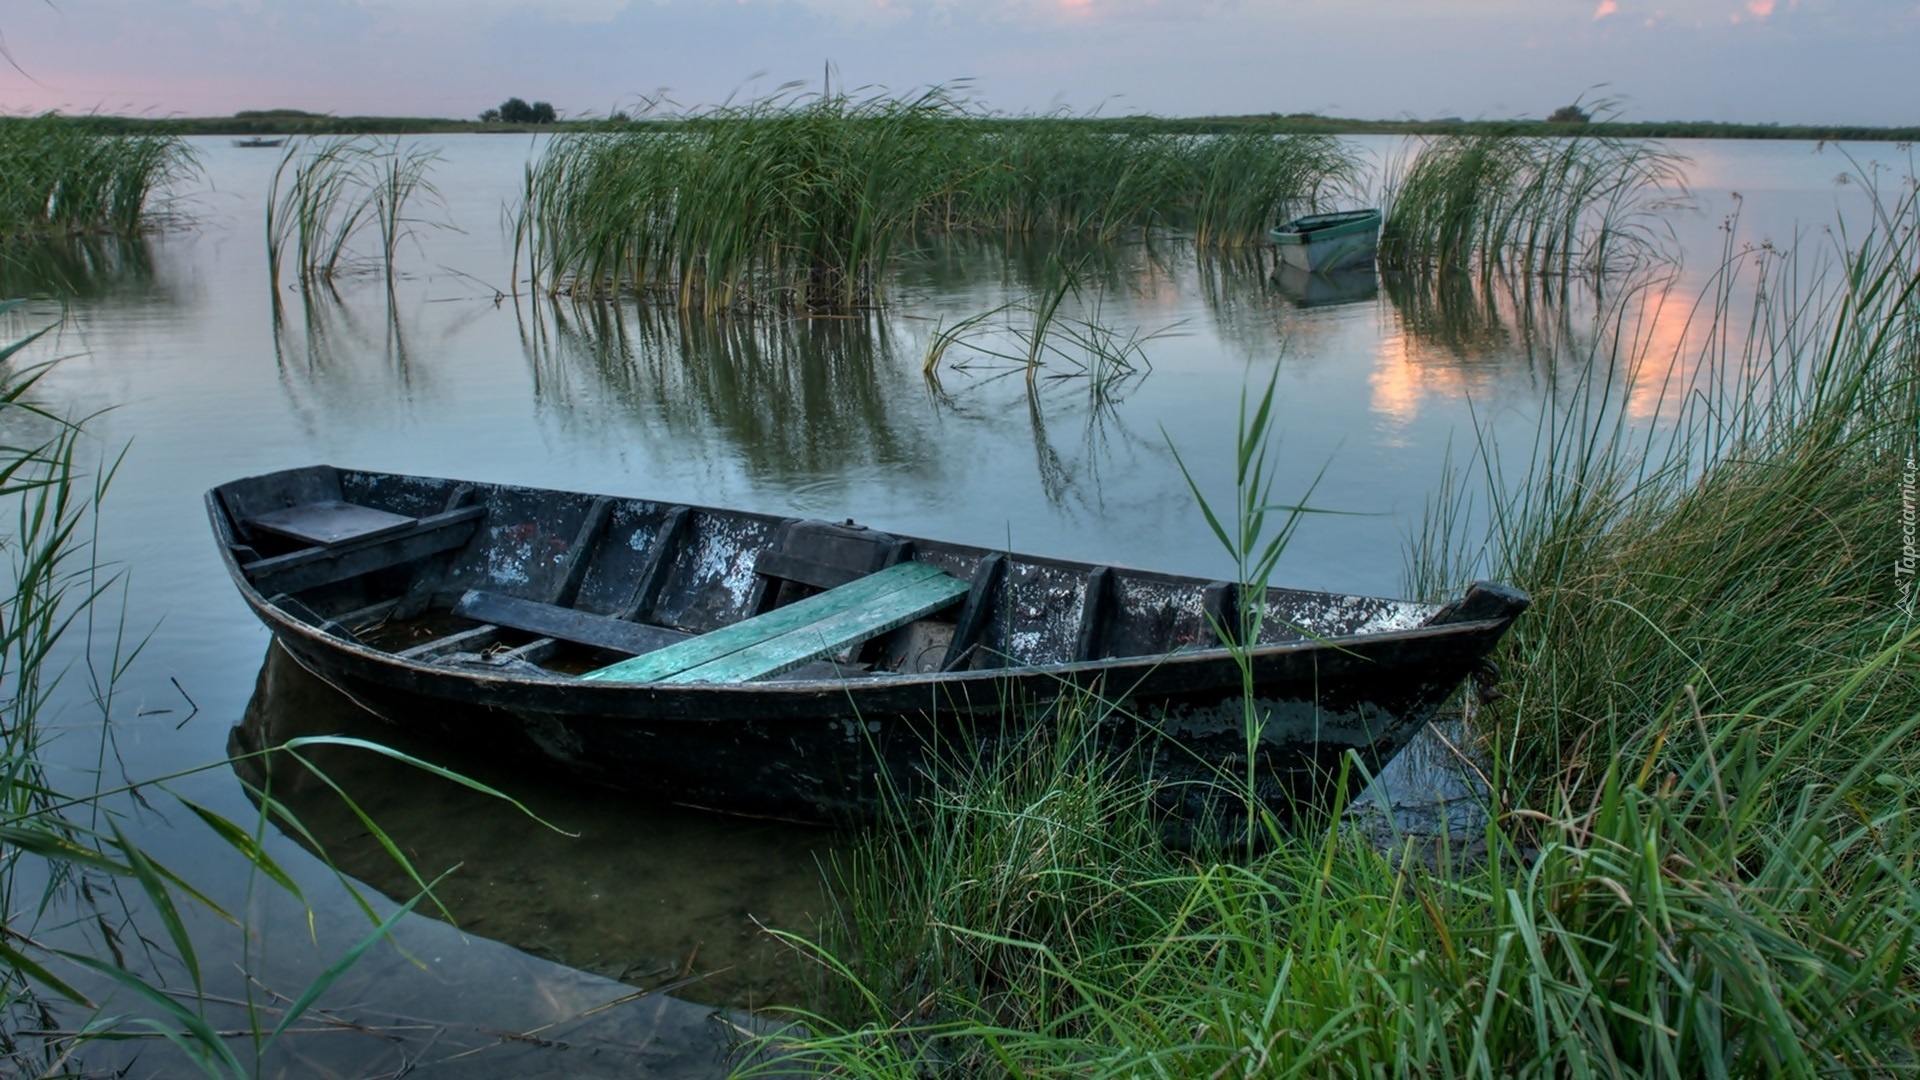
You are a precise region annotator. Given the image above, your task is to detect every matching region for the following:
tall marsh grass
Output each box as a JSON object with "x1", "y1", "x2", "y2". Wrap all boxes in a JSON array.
[
  {"x1": 265, "y1": 137, "x2": 444, "y2": 295},
  {"x1": 1379, "y1": 132, "x2": 1688, "y2": 278},
  {"x1": 520, "y1": 89, "x2": 969, "y2": 313},
  {"x1": 1422, "y1": 161, "x2": 1920, "y2": 811},
  {"x1": 516, "y1": 90, "x2": 1361, "y2": 312},
  {"x1": 0, "y1": 115, "x2": 192, "y2": 240},
  {"x1": 743, "y1": 164, "x2": 1920, "y2": 1076},
  {"x1": 755, "y1": 675, "x2": 1917, "y2": 1077}
]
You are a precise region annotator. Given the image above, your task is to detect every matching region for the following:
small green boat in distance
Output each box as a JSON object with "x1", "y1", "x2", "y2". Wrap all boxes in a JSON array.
[{"x1": 1269, "y1": 208, "x2": 1382, "y2": 273}]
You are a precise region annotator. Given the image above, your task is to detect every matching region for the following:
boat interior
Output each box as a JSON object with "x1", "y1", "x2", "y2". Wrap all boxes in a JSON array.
[{"x1": 214, "y1": 466, "x2": 1442, "y2": 685}]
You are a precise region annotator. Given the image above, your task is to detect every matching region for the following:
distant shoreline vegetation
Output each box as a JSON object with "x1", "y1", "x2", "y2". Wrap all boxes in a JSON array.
[{"x1": 44, "y1": 108, "x2": 1920, "y2": 143}]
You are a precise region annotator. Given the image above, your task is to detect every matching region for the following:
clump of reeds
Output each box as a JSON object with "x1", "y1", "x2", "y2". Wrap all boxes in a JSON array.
[
  {"x1": 750, "y1": 667, "x2": 1918, "y2": 1076},
  {"x1": 0, "y1": 114, "x2": 192, "y2": 240},
  {"x1": 516, "y1": 90, "x2": 1362, "y2": 312},
  {"x1": 265, "y1": 137, "x2": 444, "y2": 295},
  {"x1": 0, "y1": 236, "x2": 157, "y2": 300},
  {"x1": 1378, "y1": 131, "x2": 1688, "y2": 277},
  {"x1": 928, "y1": 119, "x2": 1175, "y2": 241},
  {"x1": 1424, "y1": 159, "x2": 1920, "y2": 814},
  {"x1": 1182, "y1": 130, "x2": 1361, "y2": 248},
  {"x1": 520, "y1": 88, "x2": 968, "y2": 313}
]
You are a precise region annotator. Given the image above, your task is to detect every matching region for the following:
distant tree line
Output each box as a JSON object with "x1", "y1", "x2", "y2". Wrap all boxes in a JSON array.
[{"x1": 481, "y1": 98, "x2": 557, "y2": 124}]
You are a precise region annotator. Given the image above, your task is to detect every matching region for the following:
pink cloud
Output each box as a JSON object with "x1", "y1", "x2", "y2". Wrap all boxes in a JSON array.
[
  {"x1": 1746, "y1": 0, "x2": 1774, "y2": 16},
  {"x1": 1593, "y1": 0, "x2": 1619, "y2": 19}
]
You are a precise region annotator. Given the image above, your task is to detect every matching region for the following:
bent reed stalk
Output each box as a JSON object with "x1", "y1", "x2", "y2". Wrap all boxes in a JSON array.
[
  {"x1": 515, "y1": 89, "x2": 1362, "y2": 313},
  {"x1": 0, "y1": 115, "x2": 193, "y2": 240},
  {"x1": 741, "y1": 164, "x2": 1920, "y2": 1076},
  {"x1": 265, "y1": 137, "x2": 445, "y2": 296}
]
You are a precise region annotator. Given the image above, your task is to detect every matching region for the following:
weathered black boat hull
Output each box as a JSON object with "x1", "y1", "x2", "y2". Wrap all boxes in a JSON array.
[
  {"x1": 211, "y1": 466, "x2": 1528, "y2": 826},
  {"x1": 256, "y1": 588, "x2": 1516, "y2": 824}
]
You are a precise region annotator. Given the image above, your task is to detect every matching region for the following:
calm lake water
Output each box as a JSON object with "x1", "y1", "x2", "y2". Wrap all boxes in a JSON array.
[{"x1": 3, "y1": 133, "x2": 1887, "y2": 1074}]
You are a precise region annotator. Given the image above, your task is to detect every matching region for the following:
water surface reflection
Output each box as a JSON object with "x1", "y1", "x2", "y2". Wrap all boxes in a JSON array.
[
  {"x1": 0, "y1": 235, "x2": 166, "y2": 301},
  {"x1": 230, "y1": 642, "x2": 838, "y2": 1010},
  {"x1": 521, "y1": 300, "x2": 934, "y2": 490}
]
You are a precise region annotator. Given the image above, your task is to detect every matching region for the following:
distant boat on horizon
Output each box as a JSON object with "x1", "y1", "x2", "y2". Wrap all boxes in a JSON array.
[{"x1": 232, "y1": 136, "x2": 287, "y2": 149}]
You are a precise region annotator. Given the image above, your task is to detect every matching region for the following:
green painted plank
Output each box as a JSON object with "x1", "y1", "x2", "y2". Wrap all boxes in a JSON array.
[
  {"x1": 581, "y1": 561, "x2": 952, "y2": 683},
  {"x1": 662, "y1": 572, "x2": 970, "y2": 684}
]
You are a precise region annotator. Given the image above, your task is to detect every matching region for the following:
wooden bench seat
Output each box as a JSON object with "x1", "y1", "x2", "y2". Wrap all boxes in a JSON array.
[
  {"x1": 241, "y1": 506, "x2": 487, "y2": 596},
  {"x1": 451, "y1": 590, "x2": 692, "y2": 658},
  {"x1": 583, "y1": 561, "x2": 969, "y2": 685}
]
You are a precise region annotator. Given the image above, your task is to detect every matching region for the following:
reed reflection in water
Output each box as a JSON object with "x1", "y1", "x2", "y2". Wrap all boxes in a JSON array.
[
  {"x1": 229, "y1": 641, "x2": 839, "y2": 1011},
  {"x1": 521, "y1": 298, "x2": 936, "y2": 490},
  {"x1": 1367, "y1": 266, "x2": 1692, "y2": 432},
  {"x1": 0, "y1": 235, "x2": 166, "y2": 302}
]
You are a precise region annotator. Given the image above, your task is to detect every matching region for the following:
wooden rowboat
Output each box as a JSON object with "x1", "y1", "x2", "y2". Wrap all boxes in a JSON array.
[
  {"x1": 208, "y1": 465, "x2": 1528, "y2": 827},
  {"x1": 1269, "y1": 208, "x2": 1383, "y2": 273}
]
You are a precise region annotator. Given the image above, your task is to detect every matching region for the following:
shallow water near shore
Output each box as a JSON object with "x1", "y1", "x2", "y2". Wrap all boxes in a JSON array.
[{"x1": 3, "y1": 133, "x2": 1890, "y2": 1072}]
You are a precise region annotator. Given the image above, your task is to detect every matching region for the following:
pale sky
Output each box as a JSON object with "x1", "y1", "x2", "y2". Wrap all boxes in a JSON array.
[{"x1": 1, "y1": 0, "x2": 1913, "y2": 125}]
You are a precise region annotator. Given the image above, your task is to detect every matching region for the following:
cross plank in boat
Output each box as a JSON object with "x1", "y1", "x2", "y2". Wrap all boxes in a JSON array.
[
  {"x1": 549, "y1": 497, "x2": 613, "y2": 608},
  {"x1": 583, "y1": 561, "x2": 962, "y2": 684},
  {"x1": 658, "y1": 570, "x2": 971, "y2": 684},
  {"x1": 1074, "y1": 566, "x2": 1113, "y2": 662},
  {"x1": 398, "y1": 624, "x2": 501, "y2": 661},
  {"x1": 394, "y1": 484, "x2": 478, "y2": 620},
  {"x1": 453, "y1": 590, "x2": 690, "y2": 658},
  {"x1": 615, "y1": 505, "x2": 691, "y2": 621}
]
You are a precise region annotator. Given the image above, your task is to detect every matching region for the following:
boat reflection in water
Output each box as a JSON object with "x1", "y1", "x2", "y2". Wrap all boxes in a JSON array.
[
  {"x1": 1269, "y1": 263, "x2": 1380, "y2": 309},
  {"x1": 229, "y1": 641, "x2": 838, "y2": 1010}
]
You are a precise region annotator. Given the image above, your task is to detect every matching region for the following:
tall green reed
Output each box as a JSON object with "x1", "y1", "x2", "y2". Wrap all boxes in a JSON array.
[
  {"x1": 1378, "y1": 131, "x2": 1688, "y2": 278},
  {"x1": 1418, "y1": 158, "x2": 1920, "y2": 814},
  {"x1": 1160, "y1": 361, "x2": 1337, "y2": 853},
  {"x1": 0, "y1": 115, "x2": 192, "y2": 240},
  {"x1": 516, "y1": 90, "x2": 1363, "y2": 312},
  {"x1": 265, "y1": 137, "x2": 444, "y2": 297}
]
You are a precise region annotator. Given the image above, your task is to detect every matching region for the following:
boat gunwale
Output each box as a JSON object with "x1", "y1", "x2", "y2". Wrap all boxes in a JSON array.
[
  {"x1": 242, "y1": 586, "x2": 1507, "y2": 695},
  {"x1": 207, "y1": 469, "x2": 1501, "y2": 706},
  {"x1": 1269, "y1": 209, "x2": 1382, "y2": 246}
]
